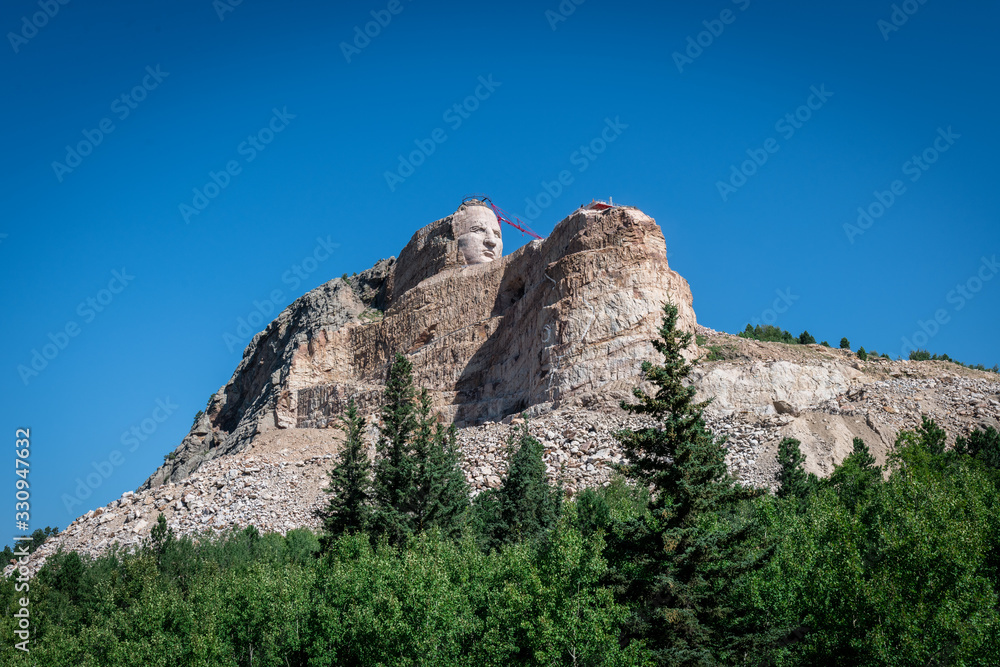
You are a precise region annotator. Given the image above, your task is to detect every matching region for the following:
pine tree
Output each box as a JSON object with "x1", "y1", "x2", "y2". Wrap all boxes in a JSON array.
[
  {"x1": 776, "y1": 437, "x2": 820, "y2": 510},
  {"x1": 614, "y1": 302, "x2": 768, "y2": 664},
  {"x1": 411, "y1": 390, "x2": 470, "y2": 538},
  {"x1": 917, "y1": 415, "x2": 948, "y2": 455},
  {"x1": 955, "y1": 426, "x2": 1000, "y2": 469},
  {"x1": 830, "y1": 437, "x2": 882, "y2": 513},
  {"x1": 317, "y1": 398, "x2": 372, "y2": 548},
  {"x1": 370, "y1": 353, "x2": 419, "y2": 545},
  {"x1": 474, "y1": 423, "x2": 562, "y2": 551}
]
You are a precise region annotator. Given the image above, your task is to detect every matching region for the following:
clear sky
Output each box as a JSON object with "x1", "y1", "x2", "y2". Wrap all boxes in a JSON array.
[{"x1": 2, "y1": 0, "x2": 998, "y2": 534}]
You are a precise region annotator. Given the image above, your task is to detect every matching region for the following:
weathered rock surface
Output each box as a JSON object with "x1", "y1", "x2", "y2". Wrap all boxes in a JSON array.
[
  {"x1": 143, "y1": 203, "x2": 695, "y2": 489},
  {"x1": 14, "y1": 202, "x2": 1000, "y2": 578}
]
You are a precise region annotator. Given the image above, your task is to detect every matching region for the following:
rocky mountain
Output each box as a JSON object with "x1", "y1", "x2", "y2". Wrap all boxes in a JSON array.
[{"x1": 13, "y1": 201, "x2": 1000, "y2": 575}]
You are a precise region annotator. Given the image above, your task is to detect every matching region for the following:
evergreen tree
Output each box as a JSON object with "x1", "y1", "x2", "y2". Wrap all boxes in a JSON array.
[
  {"x1": 798, "y1": 330, "x2": 816, "y2": 345},
  {"x1": 475, "y1": 423, "x2": 561, "y2": 551},
  {"x1": 955, "y1": 426, "x2": 1000, "y2": 470},
  {"x1": 776, "y1": 437, "x2": 820, "y2": 509},
  {"x1": 370, "y1": 353, "x2": 419, "y2": 545},
  {"x1": 317, "y1": 398, "x2": 372, "y2": 548},
  {"x1": 614, "y1": 302, "x2": 768, "y2": 664},
  {"x1": 840, "y1": 337, "x2": 851, "y2": 350},
  {"x1": 917, "y1": 414, "x2": 948, "y2": 455},
  {"x1": 857, "y1": 346, "x2": 868, "y2": 361},
  {"x1": 411, "y1": 390, "x2": 469, "y2": 538},
  {"x1": 829, "y1": 437, "x2": 881, "y2": 511}
]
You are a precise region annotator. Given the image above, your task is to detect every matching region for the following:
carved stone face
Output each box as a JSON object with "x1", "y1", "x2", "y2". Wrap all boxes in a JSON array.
[{"x1": 455, "y1": 205, "x2": 503, "y2": 264}]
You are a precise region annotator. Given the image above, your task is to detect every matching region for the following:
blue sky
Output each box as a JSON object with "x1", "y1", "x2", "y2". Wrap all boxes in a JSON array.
[{"x1": 2, "y1": 0, "x2": 998, "y2": 534}]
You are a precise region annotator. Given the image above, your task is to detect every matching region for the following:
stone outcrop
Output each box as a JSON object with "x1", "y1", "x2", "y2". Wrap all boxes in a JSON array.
[
  {"x1": 142, "y1": 203, "x2": 695, "y2": 490},
  {"x1": 21, "y1": 198, "x2": 992, "y2": 581}
]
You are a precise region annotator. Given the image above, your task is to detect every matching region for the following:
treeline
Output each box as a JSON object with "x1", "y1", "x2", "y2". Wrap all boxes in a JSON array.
[
  {"x1": 3, "y1": 305, "x2": 999, "y2": 665},
  {"x1": 738, "y1": 324, "x2": 1000, "y2": 371},
  {"x1": 0, "y1": 527, "x2": 59, "y2": 563},
  {"x1": 910, "y1": 348, "x2": 1000, "y2": 373}
]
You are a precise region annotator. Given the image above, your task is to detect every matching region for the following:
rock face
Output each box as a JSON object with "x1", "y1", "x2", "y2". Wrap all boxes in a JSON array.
[
  {"x1": 142, "y1": 203, "x2": 695, "y2": 490},
  {"x1": 17, "y1": 197, "x2": 1000, "y2": 576}
]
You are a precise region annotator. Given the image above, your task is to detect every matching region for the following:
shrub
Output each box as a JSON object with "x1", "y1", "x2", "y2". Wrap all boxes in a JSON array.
[
  {"x1": 840, "y1": 337, "x2": 851, "y2": 350},
  {"x1": 798, "y1": 330, "x2": 816, "y2": 345},
  {"x1": 857, "y1": 347, "x2": 868, "y2": 361},
  {"x1": 739, "y1": 323, "x2": 798, "y2": 344}
]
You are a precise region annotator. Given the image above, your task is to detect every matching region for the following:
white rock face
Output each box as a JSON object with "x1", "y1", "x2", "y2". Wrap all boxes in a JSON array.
[{"x1": 693, "y1": 361, "x2": 863, "y2": 417}]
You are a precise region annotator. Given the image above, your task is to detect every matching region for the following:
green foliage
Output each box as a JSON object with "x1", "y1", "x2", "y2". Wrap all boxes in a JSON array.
[
  {"x1": 839, "y1": 337, "x2": 851, "y2": 350},
  {"x1": 856, "y1": 346, "x2": 868, "y2": 361},
  {"x1": 317, "y1": 398, "x2": 372, "y2": 547},
  {"x1": 410, "y1": 390, "x2": 470, "y2": 539},
  {"x1": 343, "y1": 355, "x2": 470, "y2": 548},
  {"x1": 828, "y1": 438, "x2": 881, "y2": 512},
  {"x1": 956, "y1": 426, "x2": 1000, "y2": 470},
  {"x1": 797, "y1": 330, "x2": 816, "y2": 345},
  {"x1": 739, "y1": 323, "x2": 798, "y2": 344},
  {"x1": 742, "y1": 420, "x2": 1000, "y2": 665},
  {"x1": 473, "y1": 423, "x2": 561, "y2": 552},
  {"x1": 191, "y1": 409, "x2": 204, "y2": 428},
  {"x1": 820, "y1": 340, "x2": 830, "y2": 347},
  {"x1": 1, "y1": 524, "x2": 647, "y2": 666},
  {"x1": 910, "y1": 348, "x2": 1000, "y2": 374},
  {"x1": 1, "y1": 526, "x2": 58, "y2": 563},
  {"x1": 370, "y1": 353, "x2": 419, "y2": 545},
  {"x1": 615, "y1": 303, "x2": 768, "y2": 663},
  {"x1": 11, "y1": 303, "x2": 1000, "y2": 666},
  {"x1": 776, "y1": 437, "x2": 820, "y2": 510}
]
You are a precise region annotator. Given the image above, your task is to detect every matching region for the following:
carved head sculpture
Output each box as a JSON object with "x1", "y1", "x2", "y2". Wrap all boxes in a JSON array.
[{"x1": 454, "y1": 203, "x2": 503, "y2": 264}]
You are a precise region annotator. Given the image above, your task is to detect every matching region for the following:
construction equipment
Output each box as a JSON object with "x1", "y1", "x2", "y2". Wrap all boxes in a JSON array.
[{"x1": 461, "y1": 195, "x2": 543, "y2": 240}]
